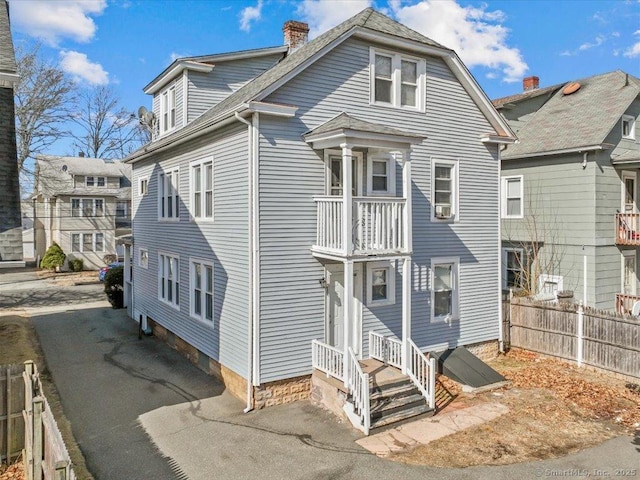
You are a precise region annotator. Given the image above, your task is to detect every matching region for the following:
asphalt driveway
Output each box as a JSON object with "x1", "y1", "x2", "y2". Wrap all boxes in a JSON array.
[{"x1": 31, "y1": 303, "x2": 639, "y2": 480}]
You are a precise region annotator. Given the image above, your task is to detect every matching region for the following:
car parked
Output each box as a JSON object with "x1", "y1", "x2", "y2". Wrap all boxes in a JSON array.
[{"x1": 99, "y1": 262, "x2": 124, "y2": 282}]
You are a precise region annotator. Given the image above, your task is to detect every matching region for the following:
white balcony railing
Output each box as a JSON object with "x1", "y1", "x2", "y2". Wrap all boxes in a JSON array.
[
  {"x1": 369, "y1": 331, "x2": 402, "y2": 369},
  {"x1": 314, "y1": 196, "x2": 406, "y2": 255}
]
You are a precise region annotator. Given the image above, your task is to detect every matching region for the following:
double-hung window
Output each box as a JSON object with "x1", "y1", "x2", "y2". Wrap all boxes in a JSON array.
[
  {"x1": 370, "y1": 48, "x2": 426, "y2": 111},
  {"x1": 72, "y1": 198, "x2": 104, "y2": 218},
  {"x1": 116, "y1": 201, "x2": 128, "y2": 218},
  {"x1": 139, "y1": 248, "x2": 149, "y2": 269},
  {"x1": 159, "y1": 253, "x2": 180, "y2": 308},
  {"x1": 367, "y1": 154, "x2": 396, "y2": 196},
  {"x1": 85, "y1": 176, "x2": 106, "y2": 187},
  {"x1": 139, "y1": 177, "x2": 149, "y2": 196},
  {"x1": 191, "y1": 259, "x2": 214, "y2": 322},
  {"x1": 158, "y1": 169, "x2": 180, "y2": 220},
  {"x1": 366, "y1": 261, "x2": 396, "y2": 306},
  {"x1": 190, "y1": 159, "x2": 214, "y2": 220},
  {"x1": 71, "y1": 199, "x2": 81, "y2": 217},
  {"x1": 502, "y1": 176, "x2": 523, "y2": 218},
  {"x1": 502, "y1": 248, "x2": 524, "y2": 290},
  {"x1": 71, "y1": 233, "x2": 105, "y2": 253},
  {"x1": 431, "y1": 257, "x2": 459, "y2": 321},
  {"x1": 161, "y1": 86, "x2": 176, "y2": 134},
  {"x1": 432, "y1": 160, "x2": 457, "y2": 221}
]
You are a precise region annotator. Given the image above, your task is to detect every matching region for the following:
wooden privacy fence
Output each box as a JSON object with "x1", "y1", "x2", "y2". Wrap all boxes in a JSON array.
[
  {"x1": 508, "y1": 297, "x2": 640, "y2": 379},
  {"x1": 1, "y1": 361, "x2": 76, "y2": 480}
]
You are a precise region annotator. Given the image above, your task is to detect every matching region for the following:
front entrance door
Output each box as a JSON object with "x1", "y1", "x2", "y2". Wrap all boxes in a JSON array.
[
  {"x1": 623, "y1": 250, "x2": 637, "y2": 295},
  {"x1": 622, "y1": 171, "x2": 637, "y2": 213},
  {"x1": 326, "y1": 150, "x2": 363, "y2": 196},
  {"x1": 326, "y1": 264, "x2": 363, "y2": 354}
]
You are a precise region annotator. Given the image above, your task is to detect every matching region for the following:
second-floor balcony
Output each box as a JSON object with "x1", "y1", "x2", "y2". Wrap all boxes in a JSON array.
[
  {"x1": 313, "y1": 196, "x2": 408, "y2": 257},
  {"x1": 615, "y1": 213, "x2": 640, "y2": 246}
]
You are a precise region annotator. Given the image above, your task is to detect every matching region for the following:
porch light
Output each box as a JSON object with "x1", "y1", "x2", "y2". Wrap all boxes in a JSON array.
[{"x1": 318, "y1": 278, "x2": 328, "y2": 289}]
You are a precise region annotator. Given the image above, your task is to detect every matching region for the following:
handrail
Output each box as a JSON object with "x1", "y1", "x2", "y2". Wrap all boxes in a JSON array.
[
  {"x1": 369, "y1": 331, "x2": 402, "y2": 368},
  {"x1": 346, "y1": 347, "x2": 370, "y2": 435},
  {"x1": 406, "y1": 339, "x2": 436, "y2": 409},
  {"x1": 311, "y1": 340, "x2": 344, "y2": 382}
]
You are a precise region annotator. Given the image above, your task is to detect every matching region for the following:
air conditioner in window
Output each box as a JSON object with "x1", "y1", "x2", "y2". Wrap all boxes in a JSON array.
[{"x1": 435, "y1": 205, "x2": 451, "y2": 219}]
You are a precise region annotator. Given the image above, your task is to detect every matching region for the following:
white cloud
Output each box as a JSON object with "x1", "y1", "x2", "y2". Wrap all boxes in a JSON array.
[
  {"x1": 59, "y1": 50, "x2": 109, "y2": 85},
  {"x1": 578, "y1": 35, "x2": 605, "y2": 51},
  {"x1": 623, "y1": 42, "x2": 640, "y2": 58},
  {"x1": 296, "y1": 0, "x2": 372, "y2": 38},
  {"x1": 239, "y1": 1, "x2": 263, "y2": 32},
  {"x1": 9, "y1": 0, "x2": 107, "y2": 46},
  {"x1": 392, "y1": 0, "x2": 527, "y2": 83}
]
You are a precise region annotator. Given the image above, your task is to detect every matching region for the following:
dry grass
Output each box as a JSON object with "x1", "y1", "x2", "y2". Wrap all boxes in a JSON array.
[
  {"x1": 37, "y1": 270, "x2": 100, "y2": 287},
  {"x1": 393, "y1": 350, "x2": 639, "y2": 467}
]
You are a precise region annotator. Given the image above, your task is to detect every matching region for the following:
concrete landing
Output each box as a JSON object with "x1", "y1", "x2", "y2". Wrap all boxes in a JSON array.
[
  {"x1": 361, "y1": 358, "x2": 407, "y2": 386},
  {"x1": 356, "y1": 402, "x2": 509, "y2": 457}
]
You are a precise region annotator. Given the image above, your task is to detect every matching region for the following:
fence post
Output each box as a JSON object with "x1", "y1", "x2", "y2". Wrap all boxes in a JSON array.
[
  {"x1": 33, "y1": 397, "x2": 44, "y2": 480},
  {"x1": 577, "y1": 302, "x2": 584, "y2": 367}
]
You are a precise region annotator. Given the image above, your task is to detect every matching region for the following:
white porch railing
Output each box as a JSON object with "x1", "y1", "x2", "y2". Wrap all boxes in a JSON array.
[
  {"x1": 311, "y1": 340, "x2": 344, "y2": 382},
  {"x1": 406, "y1": 339, "x2": 436, "y2": 409},
  {"x1": 314, "y1": 196, "x2": 406, "y2": 255},
  {"x1": 369, "y1": 331, "x2": 402, "y2": 369},
  {"x1": 346, "y1": 347, "x2": 370, "y2": 435}
]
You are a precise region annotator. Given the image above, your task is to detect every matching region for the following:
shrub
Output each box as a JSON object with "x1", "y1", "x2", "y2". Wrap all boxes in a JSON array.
[
  {"x1": 104, "y1": 265, "x2": 124, "y2": 309},
  {"x1": 69, "y1": 258, "x2": 84, "y2": 272},
  {"x1": 40, "y1": 242, "x2": 66, "y2": 270}
]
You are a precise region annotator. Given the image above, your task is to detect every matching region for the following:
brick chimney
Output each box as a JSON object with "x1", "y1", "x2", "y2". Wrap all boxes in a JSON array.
[
  {"x1": 523, "y1": 76, "x2": 539, "y2": 92},
  {"x1": 283, "y1": 21, "x2": 309, "y2": 51}
]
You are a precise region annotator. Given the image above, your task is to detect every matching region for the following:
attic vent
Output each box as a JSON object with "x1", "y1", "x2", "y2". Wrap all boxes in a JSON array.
[
  {"x1": 562, "y1": 82, "x2": 581, "y2": 95},
  {"x1": 62, "y1": 165, "x2": 67, "y2": 172}
]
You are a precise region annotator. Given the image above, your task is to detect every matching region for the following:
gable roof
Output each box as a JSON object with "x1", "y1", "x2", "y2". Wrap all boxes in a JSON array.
[
  {"x1": 503, "y1": 70, "x2": 640, "y2": 160},
  {"x1": 492, "y1": 83, "x2": 562, "y2": 109},
  {"x1": 304, "y1": 112, "x2": 424, "y2": 139},
  {"x1": 0, "y1": 1, "x2": 16, "y2": 75},
  {"x1": 126, "y1": 7, "x2": 514, "y2": 163}
]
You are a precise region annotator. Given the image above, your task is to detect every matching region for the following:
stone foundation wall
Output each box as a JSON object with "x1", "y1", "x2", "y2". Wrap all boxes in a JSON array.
[
  {"x1": 253, "y1": 375, "x2": 311, "y2": 409},
  {"x1": 310, "y1": 372, "x2": 348, "y2": 421},
  {"x1": 465, "y1": 339, "x2": 500, "y2": 362}
]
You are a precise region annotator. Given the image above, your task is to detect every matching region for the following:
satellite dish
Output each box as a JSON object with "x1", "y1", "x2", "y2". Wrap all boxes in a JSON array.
[
  {"x1": 144, "y1": 111, "x2": 156, "y2": 125},
  {"x1": 138, "y1": 106, "x2": 148, "y2": 119}
]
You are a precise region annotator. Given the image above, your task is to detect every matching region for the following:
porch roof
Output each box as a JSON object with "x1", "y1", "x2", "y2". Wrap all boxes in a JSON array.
[
  {"x1": 612, "y1": 149, "x2": 640, "y2": 166},
  {"x1": 303, "y1": 113, "x2": 425, "y2": 150}
]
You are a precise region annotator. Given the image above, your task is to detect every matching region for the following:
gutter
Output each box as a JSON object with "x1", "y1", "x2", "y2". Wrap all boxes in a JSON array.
[
  {"x1": 497, "y1": 144, "x2": 505, "y2": 354},
  {"x1": 503, "y1": 144, "x2": 612, "y2": 161}
]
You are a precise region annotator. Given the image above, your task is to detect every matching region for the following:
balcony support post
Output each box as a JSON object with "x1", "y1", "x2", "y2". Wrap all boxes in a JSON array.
[
  {"x1": 401, "y1": 150, "x2": 412, "y2": 374},
  {"x1": 343, "y1": 259, "x2": 354, "y2": 388},
  {"x1": 402, "y1": 150, "x2": 412, "y2": 253},
  {"x1": 341, "y1": 144, "x2": 353, "y2": 256}
]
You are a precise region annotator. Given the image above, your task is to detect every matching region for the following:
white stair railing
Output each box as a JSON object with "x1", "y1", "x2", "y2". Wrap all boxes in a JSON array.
[
  {"x1": 406, "y1": 339, "x2": 436, "y2": 409},
  {"x1": 346, "y1": 347, "x2": 370, "y2": 435},
  {"x1": 311, "y1": 340, "x2": 344, "y2": 382},
  {"x1": 368, "y1": 331, "x2": 402, "y2": 369}
]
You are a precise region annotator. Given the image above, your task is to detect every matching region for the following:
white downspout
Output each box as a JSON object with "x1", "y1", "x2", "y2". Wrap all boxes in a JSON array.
[
  {"x1": 497, "y1": 144, "x2": 505, "y2": 353},
  {"x1": 235, "y1": 112, "x2": 255, "y2": 413}
]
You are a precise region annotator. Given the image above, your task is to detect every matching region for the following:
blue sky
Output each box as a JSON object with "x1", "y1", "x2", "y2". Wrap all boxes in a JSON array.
[{"x1": 7, "y1": 0, "x2": 640, "y2": 157}]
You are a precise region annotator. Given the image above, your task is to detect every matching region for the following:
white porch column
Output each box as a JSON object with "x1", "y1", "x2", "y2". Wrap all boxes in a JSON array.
[
  {"x1": 402, "y1": 151, "x2": 412, "y2": 374},
  {"x1": 341, "y1": 144, "x2": 353, "y2": 256},
  {"x1": 343, "y1": 260, "x2": 354, "y2": 387}
]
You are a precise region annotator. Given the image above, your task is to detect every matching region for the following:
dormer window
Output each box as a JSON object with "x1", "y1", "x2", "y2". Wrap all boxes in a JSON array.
[
  {"x1": 86, "y1": 176, "x2": 106, "y2": 187},
  {"x1": 370, "y1": 48, "x2": 426, "y2": 112},
  {"x1": 622, "y1": 115, "x2": 636, "y2": 140},
  {"x1": 161, "y1": 86, "x2": 176, "y2": 134}
]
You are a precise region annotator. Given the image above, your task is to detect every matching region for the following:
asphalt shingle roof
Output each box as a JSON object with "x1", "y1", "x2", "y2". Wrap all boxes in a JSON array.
[
  {"x1": 0, "y1": 1, "x2": 16, "y2": 75},
  {"x1": 503, "y1": 70, "x2": 640, "y2": 159},
  {"x1": 305, "y1": 112, "x2": 424, "y2": 139}
]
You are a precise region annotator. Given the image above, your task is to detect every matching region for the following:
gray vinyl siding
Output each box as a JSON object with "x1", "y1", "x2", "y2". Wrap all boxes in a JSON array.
[
  {"x1": 186, "y1": 54, "x2": 283, "y2": 123},
  {"x1": 131, "y1": 123, "x2": 250, "y2": 379},
  {"x1": 258, "y1": 37, "x2": 501, "y2": 382},
  {"x1": 152, "y1": 75, "x2": 185, "y2": 134}
]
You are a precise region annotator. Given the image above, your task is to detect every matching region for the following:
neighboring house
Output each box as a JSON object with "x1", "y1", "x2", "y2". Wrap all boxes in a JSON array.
[
  {"x1": 495, "y1": 71, "x2": 640, "y2": 312},
  {"x1": 34, "y1": 155, "x2": 131, "y2": 270},
  {"x1": 0, "y1": 0, "x2": 23, "y2": 266},
  {"x1": 125, "y1": 8, "x2": 515, "y2": 431}
]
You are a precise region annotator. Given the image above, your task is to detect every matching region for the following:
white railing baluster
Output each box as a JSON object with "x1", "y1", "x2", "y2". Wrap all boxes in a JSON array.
[
  {"x1": 346, "y1": 347, "x2": 370, "y2": 435},
  {"x1": 406, "y1": 339, "x2": 436, "y2": 409},
  {"x1": 311, "y1": 339, "x2": 344, "y2": 382}
]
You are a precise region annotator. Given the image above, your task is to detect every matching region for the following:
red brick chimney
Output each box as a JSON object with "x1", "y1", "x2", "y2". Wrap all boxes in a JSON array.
[
  {"x1": 283, "y1": 21, "x2": 309, "y2": 51},
  {"x1": 523, "y1": 76, "x2": 539, "y2": 92}
]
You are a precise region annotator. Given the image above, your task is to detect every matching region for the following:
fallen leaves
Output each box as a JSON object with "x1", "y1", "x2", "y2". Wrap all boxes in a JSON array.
[{"x1": 0, "y1": 461, "x2": 24, "y2": 480}]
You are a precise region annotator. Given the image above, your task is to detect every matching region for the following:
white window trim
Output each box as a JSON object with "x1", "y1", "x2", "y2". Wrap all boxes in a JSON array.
[
  {"x1": 138, "y1": 247, "x2": 149, "y2": 269},
  {"x1": 189, "y1": 258, "x2": 215, "y2": 325},
  {"x1": 366, "y1": 261, "x2": 396, "y2": 307},
  {"x1": 369, "y1": 47, "x2": 426, "y2": 113},
  {"x1": 430, "y1": 256, "x2": 459, "y2": 323},
  {"x1": 324, "y1": 150, "x2": 364, "y2": 196},
  {"x1": 138, "y1": 176, "x2": 149, "y2": 196},
  {"x1": 501, "y1": 175, "x2": 524, "y2": 219},
  {"x1": 116, "y1": 201, "x2": 128, "y2": 218},
  {"x1": 71, "y1": 198, "x2": 105, "y2": 218},
  {"x1": 621, "y1": 250, "x2": 637, "y2": 296},
  {"x1": 538, "y1": 274, "x2": 563, "y2": 296},
  {"x1": 366, "y1": 153, "x2": 396, "y2": 196},
  {"x1": 430, "y1": 159, "x2": 459, "y2": 222},
  {"x1": 157, "y1": 168, "x2": 180, "y2": 222},
  {"x1": 189, "y1": 157, "x2": 214, "y2": 222},
  {"x1": 85, "y1": 176, "x2": 106, "y2": 187},
  {"x1": 502, "y1": 248, "x2": 524, "y2": 290},
  {"x1": 158, "y1": 251, "x2": 180, "y2": 310},
  {"x1": 160, "y1": 85, "x2": 177, "y2": 135},
  {"x1": 71, "y1": 232, "x2": 105, "y2": 253},
  {"x1": 622, "y1": 114, "x2": 636, "y2": 140}
]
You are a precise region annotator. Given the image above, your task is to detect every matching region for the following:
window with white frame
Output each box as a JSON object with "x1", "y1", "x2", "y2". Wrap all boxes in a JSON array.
[
  {"x1": 71, "y1": 232, "x2": 105, "y2": 253},
  {"x1": 622, "y1": 115, "x2": 636, "y2": 140},
  {"x1": 191, "y1": 159, "x2": 213, "y2": 220},
  {"x1": 191, "y1": 259, "x2": 214, "y2": 322},
  {"x1": 159, "y1": 253, "x2": 180, "y2": 308},
  {"x1": 366, "y1": 261, "x2": 396, "y2": 306},
  {"x1": 367, "y1": 154, "x2": 395, "y2": 195},
  {"x1": 502, "y1": 176, "x2": 523, "y2": 218},
  {"x1": 116, "y1": 201, "x2": 128, "y2": 218},
  {"x1": 370, "y1": 48, "x2": 426, "y2": 111},
  {"x1": 85, "y1": 176, "x2": 106, "y2": 187},
  {"x1": 539, "y1": 274, "x2": 563, "y2": 296},
  {"x1": 622, "y1": 250, "x2": 637, "y2": 295},
  {"x1": 139, "y1": 248, "x2": 148, "y2": 269},
  {"x1": 431, "y1": 257, "x2": 459, "y2": 321},
  {"x1": 161, "y1": 86, "x2": 176, "y2": 134},
  {"x1": 158, "y1": 169, "x2": 180, "y2": 220},
  {"x1": 139, "y1": 177, "x2": 148, "y2": 196},
  {"x1": 502, "y1": 248, "x2": 524, "y2": 290},
  {"x1": 71, "y1": 198, "x2": 104, "y2": 217},
  {"x1": 432, "y1": 160, "x2": 457, "y2": 220}
]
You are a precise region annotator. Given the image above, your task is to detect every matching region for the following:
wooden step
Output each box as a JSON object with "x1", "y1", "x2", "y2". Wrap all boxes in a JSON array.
[
  {"x1": 370, "y1": 381, "x2": 418, "y2": 400},
  {"x1": 370, "y1": 392, "x2": 425, "y2": 416},
  {"x1": 370, "y1": 403, "x2": 434, "y2": 430}
]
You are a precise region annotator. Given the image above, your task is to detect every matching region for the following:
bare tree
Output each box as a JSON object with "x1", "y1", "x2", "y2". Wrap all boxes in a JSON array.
[
  {"x1": 14, "y1": 43, "x2": 75, "y2": 171},
  {"x1": 70, "y1": 86, "x2": 148, "y2": 159}
]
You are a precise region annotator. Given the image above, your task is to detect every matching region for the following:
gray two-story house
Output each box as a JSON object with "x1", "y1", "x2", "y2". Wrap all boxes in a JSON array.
[
  {"x1": 125, "y1": 8, "x2": 515, "y2": 433},
  {"x1": 34, "y1": 155, "x2": 131, "y2": 270},
  {"x1": 496, "y1": 71, "x2": 640, "y2": 312}
]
